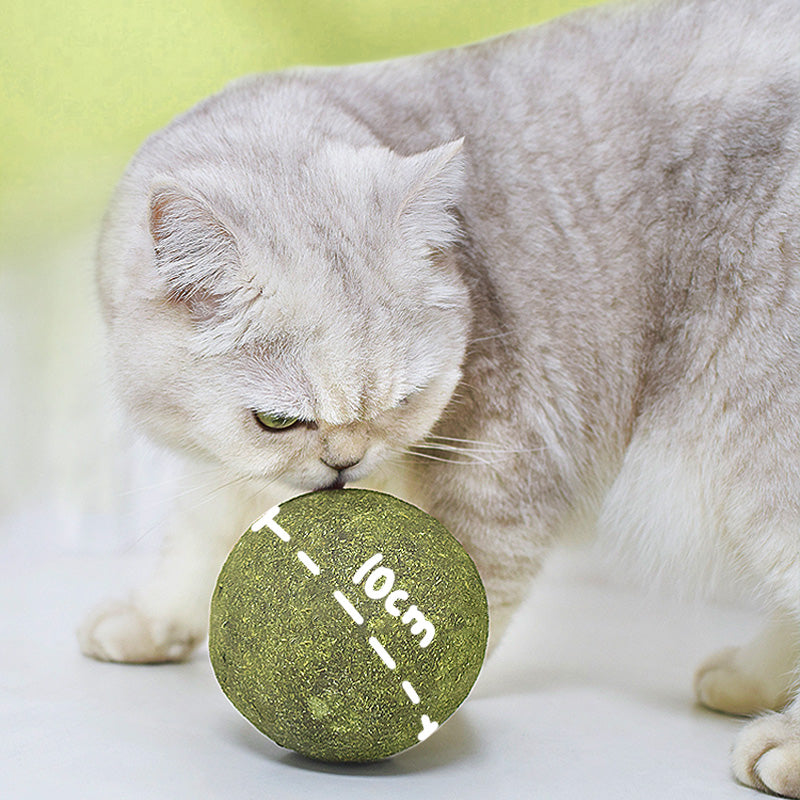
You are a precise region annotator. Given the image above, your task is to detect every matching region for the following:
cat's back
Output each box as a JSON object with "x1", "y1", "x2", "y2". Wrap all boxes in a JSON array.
[{"x1": 98, "y1": 0, "x2": 800, "y2": 312}]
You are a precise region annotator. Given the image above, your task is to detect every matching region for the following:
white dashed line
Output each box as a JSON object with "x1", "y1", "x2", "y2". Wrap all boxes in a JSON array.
[
  {"x1": 250, "y1": 505, "x2": 280, "y2": 533},
  {"x1": 333, "y1": 591, "x2": 364, "y2": 625},
  {"x1": 402, "y1": 681, "x2": 420, "y2": 704},
  {"x1": 368, "y1": 636, "x2": 396, "y2": 670},
  {"x1": 251, "y1": 506, "x2": 291, "y2": 542},
  {"x1": 296, "y1": 551, "x2": 320, "y2": 575},
  {"x1": 253, "y1": 501, "x2": 441, "y2": 744},
  {"x1": 417, "y1": 715, "x2": 439, "y2": 741}
]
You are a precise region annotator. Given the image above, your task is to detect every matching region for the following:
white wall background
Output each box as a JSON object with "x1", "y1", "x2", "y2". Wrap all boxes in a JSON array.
[{"x1": 0, "y1": 225, "x2": 182, "y2": 556}]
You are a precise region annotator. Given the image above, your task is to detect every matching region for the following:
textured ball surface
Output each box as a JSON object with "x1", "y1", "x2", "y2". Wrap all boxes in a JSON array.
[{"x1": 209, "y1": 488, "x2": 488, "y2": 763}]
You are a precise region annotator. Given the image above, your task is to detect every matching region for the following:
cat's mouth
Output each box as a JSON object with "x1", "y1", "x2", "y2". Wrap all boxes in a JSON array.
[{"x1": 315, "y1": 475, "x2": 347, "y2": 492}]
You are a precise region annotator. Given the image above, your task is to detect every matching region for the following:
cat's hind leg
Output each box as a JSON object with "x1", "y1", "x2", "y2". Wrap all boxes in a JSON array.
[
  {"x1": 732, "y1": 695, "x2": 800, "y2": 798},
  {"x1": 700, "y1": 611, "x2": 800, "y2": 797},
  {"x1": 695, "y1": 613, "x2": 799, "y2": 716}
]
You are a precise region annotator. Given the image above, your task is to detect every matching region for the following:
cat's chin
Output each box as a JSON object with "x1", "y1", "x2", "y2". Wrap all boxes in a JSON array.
[{"x1": 313, "y1": 476, "x2": 347, "y2": 492}]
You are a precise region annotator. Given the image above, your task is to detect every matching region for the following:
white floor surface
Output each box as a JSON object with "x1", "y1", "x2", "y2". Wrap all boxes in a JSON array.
[{"x1": 0, "y1": 545, "x2": 766, "y2": 800}]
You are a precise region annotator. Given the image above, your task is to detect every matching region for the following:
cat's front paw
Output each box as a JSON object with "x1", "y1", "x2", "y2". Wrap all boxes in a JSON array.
[
  {"x1": 77, "y1": 600, "x2": 203, "y2": 663},
  {"x1": 694, "y1": 645, "x2": 789, "y2": 716},
  {"x1": 733, "y1": 712, "x2": 800, "y2": 798}
]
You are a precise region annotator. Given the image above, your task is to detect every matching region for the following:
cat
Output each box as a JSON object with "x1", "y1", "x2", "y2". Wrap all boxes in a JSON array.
[{"x1": 78, "y1": 0, "x2": 800, "y2": 794}]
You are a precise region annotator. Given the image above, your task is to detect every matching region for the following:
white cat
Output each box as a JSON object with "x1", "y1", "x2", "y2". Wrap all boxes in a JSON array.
[{"x1": 80, "y1": 0, "x2": 800, "y2": 794}]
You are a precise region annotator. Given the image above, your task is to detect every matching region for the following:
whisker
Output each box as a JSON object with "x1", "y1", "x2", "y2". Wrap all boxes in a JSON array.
[
  {"x1": 425, "y1": 434, "x2": 502, "y2": 446},
  {"x1": 422, "y1": 436, "x2": 548, "y2": 456},
  {"x1": 381, "y1": 454, "x2": 425, "y2": 476},
  {"x1": 422, "y1": 438, "x2": 515, "y2": 453},
  {"x1": 412, "y1": 442, "x2": 512, "y2": 462},
  {"x1": 114, "y1": 463, "x2": 232, "y2": 498},
  {"x1": 467, "y1": 330, "x2": 515, "y2": 345},
  {"x1": 121, "y1": 470, "x2": 261, "y2": 545},
  {"x1": 403, "y1": 446, "x2": 501, "y2": 467},
  {"x1": 237, "y1": 477, "x2": 285, "y2": 515},
  {"x1": 167, "y1": 472, "x2": 249, "y2": 504},
  {"x1": 117, "y1": 475, "x2": 224, "y2": 501}
]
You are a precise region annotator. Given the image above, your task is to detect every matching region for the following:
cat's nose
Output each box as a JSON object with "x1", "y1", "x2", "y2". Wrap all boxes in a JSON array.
[
  {"x1": 321, "y1": 457, "x2": 361, "y2": 472},
  {"x1": 319, "y1": 425, "x2": 367, "y2": 473}
]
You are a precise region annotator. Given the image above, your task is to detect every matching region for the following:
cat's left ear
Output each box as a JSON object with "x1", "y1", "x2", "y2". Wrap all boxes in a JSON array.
[
  {"x1": 396, "y1": 138, "x2": 465, "y2": 253},
  {"x1": 148, "y1": 184, "x2": 246, "y2": 321}
]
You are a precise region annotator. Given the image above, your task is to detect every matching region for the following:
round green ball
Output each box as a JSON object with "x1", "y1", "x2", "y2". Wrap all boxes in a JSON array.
[{"x1": 209, "y1": 488, "x2": 488, "y2": 763}]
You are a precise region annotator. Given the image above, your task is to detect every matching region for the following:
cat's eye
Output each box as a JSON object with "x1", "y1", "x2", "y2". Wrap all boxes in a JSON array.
[{"x1": 253, "y1": 410, "x2": 301, "y2": 432}]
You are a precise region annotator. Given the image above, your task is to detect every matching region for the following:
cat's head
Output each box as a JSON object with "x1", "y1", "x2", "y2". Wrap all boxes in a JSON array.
[{"x1": 98, "y1": 134, "x2": 471, "y2": 491}]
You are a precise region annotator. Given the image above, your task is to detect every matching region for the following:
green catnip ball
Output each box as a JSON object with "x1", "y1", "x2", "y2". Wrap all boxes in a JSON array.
[{"x1": 209, "y1": 488, "x2": 488, "y2": 763}]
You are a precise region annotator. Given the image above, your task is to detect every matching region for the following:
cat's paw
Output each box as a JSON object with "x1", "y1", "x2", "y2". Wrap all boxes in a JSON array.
[
  {"x1": 694, "y1": 646, "x2": 788, "y2": 716},
  {"x1": 77, "y1": 600, "x2": 203, "y2": 663},
  {"x1": 733, "y1": 712, "x2": 800, "y2": 798}
]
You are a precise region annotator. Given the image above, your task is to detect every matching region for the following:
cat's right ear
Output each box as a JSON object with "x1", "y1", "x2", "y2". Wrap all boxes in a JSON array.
[
  {"x1": 395, "y1": 139, "x2": 466, "y2": 255},
  {"x1": 148, "y1": 185, "x2": 241, "y2": 320}
]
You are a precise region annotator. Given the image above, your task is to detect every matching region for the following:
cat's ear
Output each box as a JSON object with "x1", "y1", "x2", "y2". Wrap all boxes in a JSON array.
[
  {"x1": 148, "y1": 185, "x2": 242, "y2": 319},
  {"x1": 396, "y1": 139, "x2": 465, "y2": 253}
]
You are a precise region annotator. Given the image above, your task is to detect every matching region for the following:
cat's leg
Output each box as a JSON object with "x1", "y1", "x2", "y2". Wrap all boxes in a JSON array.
[
  {"x1": 78, "y1": 473, "x2": 282, "y2": 663},
  {"x1": 472, "y1": 532, "x2": 548, "y2": 654},
  {"x1": 412, "y1": 472, "x2": 555, "y2": 654},
  {"x1": 696, "y1": 612, "x2": 800, "y2": 796},
  {"x1": 695, "y1": 613, "x2": 799, "y2": 716},
  {"x1": 733, "y1": 692, "x2": 800, "y2": 798},
  {"x1": 725, "y1": 611, "x2": 800, "y2": 798}
]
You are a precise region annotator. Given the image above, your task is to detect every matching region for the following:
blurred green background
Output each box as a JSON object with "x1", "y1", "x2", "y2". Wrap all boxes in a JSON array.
[
  {"x1": 2, "y1": 0, "x2": 598, "y2": 250},
  {"x1": 1, "y1": 0, "x2": 598, "y2": 546}
]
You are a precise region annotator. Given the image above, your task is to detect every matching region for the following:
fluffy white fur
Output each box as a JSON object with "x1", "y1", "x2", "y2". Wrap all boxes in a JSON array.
[{"x1": 80, "y1": 0, "x2": 800, "y2": 794}]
